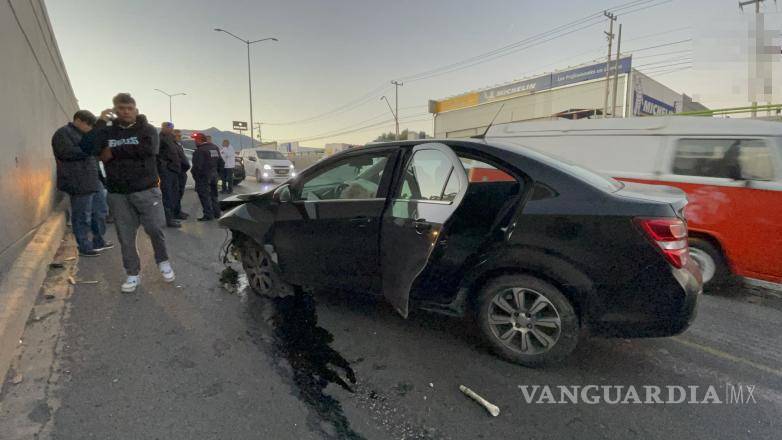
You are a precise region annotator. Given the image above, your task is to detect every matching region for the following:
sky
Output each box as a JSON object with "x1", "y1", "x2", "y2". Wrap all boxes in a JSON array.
[{"x1": 46, "y1": 0, "x2": 782, "y2": 147}]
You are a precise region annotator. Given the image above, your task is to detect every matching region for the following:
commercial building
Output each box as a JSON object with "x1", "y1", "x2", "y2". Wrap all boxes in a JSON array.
[{"x1": 429, "y1": 56, "x2": 708, "y2": 138}]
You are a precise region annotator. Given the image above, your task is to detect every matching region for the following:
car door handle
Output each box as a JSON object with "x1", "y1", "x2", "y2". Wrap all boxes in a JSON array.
[
  {"x1": 349, "y1": 216, "x2": 372, "y2": 227},
  {"x1": 413, "y1": 219, "x2": 432, "y2": 234}
]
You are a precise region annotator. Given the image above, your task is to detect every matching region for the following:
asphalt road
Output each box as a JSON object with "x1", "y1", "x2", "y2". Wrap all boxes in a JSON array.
[{"x1": 2, "y1": 182, "x2": 781, "y2": 440}]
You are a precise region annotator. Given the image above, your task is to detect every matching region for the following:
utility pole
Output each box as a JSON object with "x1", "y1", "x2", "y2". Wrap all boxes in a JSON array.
[
  {"x1": 602, "y1": 11, "x2": 617, "y2": 118},
  {"x1": 611, "y1": 23, "x2": 623, "y2": 118},
  {"x1": 739, "y1": 0, "x2": 766, "y2": 118},
  {"x1": 391, "y1": 80, "x2": 403, "y2": 139},
  {"x1": 254, "y1": 122, "x2": 262, "y2": 143}
]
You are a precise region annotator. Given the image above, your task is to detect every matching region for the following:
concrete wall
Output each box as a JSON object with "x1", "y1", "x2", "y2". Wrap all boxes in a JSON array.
[
  {"x1": 434, "y1": 76, "x2": 627, "y2": 138},
  {"x1": 0, "y1": 0, "x2": 78, "y2": 276}
]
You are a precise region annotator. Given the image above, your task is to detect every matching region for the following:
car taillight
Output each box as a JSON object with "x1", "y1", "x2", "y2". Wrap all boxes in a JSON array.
[{"x1": 634, "y1": 218, "x2": 689, "y2": 269}]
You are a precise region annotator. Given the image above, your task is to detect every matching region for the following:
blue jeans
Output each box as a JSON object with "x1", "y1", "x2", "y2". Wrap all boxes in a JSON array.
[{"x1": 71, "y1": 185, "x2": 108, "y2": 252}]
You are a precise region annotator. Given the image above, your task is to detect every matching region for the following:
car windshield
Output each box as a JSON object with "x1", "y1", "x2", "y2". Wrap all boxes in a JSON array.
[{"x1": 256, "y1": 150, "x2": 286, "y2": 160}]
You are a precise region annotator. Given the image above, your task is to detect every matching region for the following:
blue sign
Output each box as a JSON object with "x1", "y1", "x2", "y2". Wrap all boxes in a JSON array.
[
  {"x1": 476, "y1": 56, "x2": 632, "y2": 104},
  {"x1": 550, "y1": 57, "x2": 633, "y2": 88},
  {"x1": 634, "y1": 93, "x2": 675, "y2": 116}
]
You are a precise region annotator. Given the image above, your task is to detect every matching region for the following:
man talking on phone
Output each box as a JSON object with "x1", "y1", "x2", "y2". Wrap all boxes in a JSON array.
[{"x1": 95, "y1": 93, "x2": 175, "y2": 293}]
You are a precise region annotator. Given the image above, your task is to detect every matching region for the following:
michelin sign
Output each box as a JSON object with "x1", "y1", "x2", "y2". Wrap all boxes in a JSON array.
[{"x1": 633, "y1": 93, "x2": 676, "y2": 116}]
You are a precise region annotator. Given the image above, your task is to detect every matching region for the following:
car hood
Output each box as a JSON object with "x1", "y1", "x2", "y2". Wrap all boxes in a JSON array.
[{"x1": 261, "y1": 159, "x2": 293, "y2": 167}]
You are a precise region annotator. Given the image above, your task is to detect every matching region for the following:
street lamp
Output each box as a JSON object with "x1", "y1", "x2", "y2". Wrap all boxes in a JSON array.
[
  {"x1": 381, "y1": 96, "x2": 399, "y2": 140},
  {"x1": 214, "y1": 28, "x2": 278, "y2": 148},
  {"x1": 153, "y1": 89, "x2": 186, "y2": 123}
]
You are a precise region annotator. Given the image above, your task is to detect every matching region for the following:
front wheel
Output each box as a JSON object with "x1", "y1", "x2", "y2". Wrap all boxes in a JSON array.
[
  {"x1": 475, "y1": 275, "x2": 579, "y2": 367},
  {"x1": 239, "y1": 239, "x2": 294, "y2": 298}
]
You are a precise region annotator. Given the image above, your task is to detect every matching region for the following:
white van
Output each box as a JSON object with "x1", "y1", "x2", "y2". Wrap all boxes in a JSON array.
[
  {"x1": 487, "y1": 116, "x2": 782, "y2": 286},
  {"x1": 239, "y1": 148, "x2": 295, "y2": 183}
]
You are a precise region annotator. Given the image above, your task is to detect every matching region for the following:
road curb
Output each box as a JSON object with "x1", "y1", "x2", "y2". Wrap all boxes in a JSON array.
[{"x1": 0, "y1": 209, "x2": 66, "y2": 388}]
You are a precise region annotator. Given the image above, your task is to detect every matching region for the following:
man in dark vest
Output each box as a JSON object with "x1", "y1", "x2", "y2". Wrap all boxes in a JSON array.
[
  {"x1": 191, "y1": 133, "x2": 224, "y2": 221},
  {"x1": 157, "y1": 122, "x2": 182, "y2": 228}
]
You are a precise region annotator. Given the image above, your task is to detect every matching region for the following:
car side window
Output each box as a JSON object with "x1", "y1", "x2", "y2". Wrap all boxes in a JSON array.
[
  {"x1": 673, "y1": 139, "x2": 774, "y2": 180},
  {"x1": 398, "y1": 149, "x2": 457, "y2": 202},
  {"x1": 299, "y1": 153, "x2": 390, "y2": 201}
]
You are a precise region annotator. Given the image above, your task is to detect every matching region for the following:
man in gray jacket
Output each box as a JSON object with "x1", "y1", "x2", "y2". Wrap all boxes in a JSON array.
[{"x1": 52, "y1": 110, "x2": 112, "y2": 257}]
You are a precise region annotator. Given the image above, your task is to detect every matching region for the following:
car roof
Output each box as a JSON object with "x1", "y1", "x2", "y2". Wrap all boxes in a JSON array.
[{"x1": 487, "y1": 116, "x2": 782, "y2": 137}]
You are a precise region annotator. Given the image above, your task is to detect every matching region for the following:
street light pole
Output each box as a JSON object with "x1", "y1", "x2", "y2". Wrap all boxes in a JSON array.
[
  {"x1": 214, "y1": 28, "x2": 278, "y2": 147},
  {"x1": 153, "y1": 89, "x2": 186, "y2": 123}
]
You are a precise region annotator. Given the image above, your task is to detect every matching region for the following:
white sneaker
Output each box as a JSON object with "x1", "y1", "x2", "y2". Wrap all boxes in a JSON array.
[
  {"x1": 159, "y1": 261, "x2": 175, "y2": 283},
  {"x1": 122, "y1": 275, "x2": 140, "y2": 293}
]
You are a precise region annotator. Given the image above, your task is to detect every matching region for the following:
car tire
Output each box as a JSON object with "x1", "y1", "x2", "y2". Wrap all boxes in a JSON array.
[
  {"x1": 239, "y1": 239, "x2": 294, "y2": 298},
  {"x1": 475, "y1": 275, "x2": 579, "y2": 367},
  {"x1": 689, "y1": 238, "x2": 731, "y2": 288}
]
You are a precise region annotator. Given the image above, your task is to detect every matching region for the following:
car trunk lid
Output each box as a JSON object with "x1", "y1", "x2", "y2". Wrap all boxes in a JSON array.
[{"x1": 615, "y1": 181, "x2": 688, "y2": 219}]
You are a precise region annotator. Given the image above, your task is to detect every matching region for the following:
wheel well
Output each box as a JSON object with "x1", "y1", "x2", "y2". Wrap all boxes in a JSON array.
[
  {"x1": 465, "y1": 267, "x2": 584, "y2": 324},
  {"x1": 688, "y1": 231, "x2": 729, "y2": 265}
]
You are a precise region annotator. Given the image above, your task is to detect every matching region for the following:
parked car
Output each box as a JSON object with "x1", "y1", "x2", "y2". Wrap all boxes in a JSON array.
[
  {"x1": 183, "y1": 141, "x2": 245, "y2": 185},
  {"x1": 239, "y1": 148, "x2": 295, "y2": 183},
  {"x1": 487, "y1": 116, "x2": 782, "y2": 286},
  {"x1": 219, "y1": 139, "x2": 701, "y2": 367}
]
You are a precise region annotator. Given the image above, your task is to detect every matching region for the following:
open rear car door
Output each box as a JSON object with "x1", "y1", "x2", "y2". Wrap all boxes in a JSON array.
[{"x1": 381, "y1": 143, "x2": 468, "y2": 317}]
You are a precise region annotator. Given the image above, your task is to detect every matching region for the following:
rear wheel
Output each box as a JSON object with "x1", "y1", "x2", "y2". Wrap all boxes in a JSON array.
[
  {"x1": 239, "y1": 239, "x2": 293, "y2": 298},
  {"x1": 689, "y1": 238, "x2": 730, "y2": 288},
  {"x1": 475, "y1": 275, "x2": 579, "y2": 367}
]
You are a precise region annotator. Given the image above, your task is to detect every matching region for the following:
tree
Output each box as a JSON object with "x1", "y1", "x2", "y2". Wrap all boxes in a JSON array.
[{"x1": 373, "y1": 129, "x2": 429, "y2": 142}]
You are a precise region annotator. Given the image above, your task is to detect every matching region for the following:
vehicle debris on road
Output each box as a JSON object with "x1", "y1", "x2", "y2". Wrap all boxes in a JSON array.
[{"x1": 460, "y1": 385, "x2": 500, "y2": 417}]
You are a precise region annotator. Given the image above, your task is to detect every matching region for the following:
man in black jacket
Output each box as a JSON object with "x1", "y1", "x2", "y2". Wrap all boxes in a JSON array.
[
  {"x1": 95, "y1": 93, "x2": 175, "y2": 293},
  {"x1": 191, "y1": 133, "x2": 224, "y2": 221},
  {"x1": 172, "y1": 129, "x2": 190, "y2": 220},
  {"x1": 158, "y1": 122, "x2": 182, "y2": 228},
  {"x1": 52, "y1": 110, "x2": 111, "y2": 257}
]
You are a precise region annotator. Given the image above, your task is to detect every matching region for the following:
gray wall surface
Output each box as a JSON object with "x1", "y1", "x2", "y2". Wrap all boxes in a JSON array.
[{"x1": 0, "y1": 0, "x2": 78, "y2": 274}]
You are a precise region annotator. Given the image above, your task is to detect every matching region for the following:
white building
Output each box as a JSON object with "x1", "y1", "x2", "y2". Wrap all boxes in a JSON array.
[{"x1": 430, "y1": 56, "x2": 708, "y2": 138}]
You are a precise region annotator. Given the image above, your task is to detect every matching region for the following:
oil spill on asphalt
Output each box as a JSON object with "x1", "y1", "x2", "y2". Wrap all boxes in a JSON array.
[{"x1": 243, "y1": 291, "x2": 364, "y2": 439}]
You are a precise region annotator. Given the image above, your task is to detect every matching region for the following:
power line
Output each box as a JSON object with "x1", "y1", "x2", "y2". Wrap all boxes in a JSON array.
[
  {"x1": 635, "y1": 56, "x2": 693, "y2": 67},
  {"x1": 624, "y1": 26, "x2": 691, "y2": 42},
  {"x1": 626, "y1": 38, "x2": 692, "y2": 52},
  {"x1": 263, "y1": 0, "x2": 671, "y2": 127}
]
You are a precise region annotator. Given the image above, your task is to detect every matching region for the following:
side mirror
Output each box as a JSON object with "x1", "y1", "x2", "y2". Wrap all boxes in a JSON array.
[
  {"x1": 273, "y1": 184, "x2": 292, "y2": 203},
  {"x1": 248, "y1": 156, "x2": 257, "y2": 162}
]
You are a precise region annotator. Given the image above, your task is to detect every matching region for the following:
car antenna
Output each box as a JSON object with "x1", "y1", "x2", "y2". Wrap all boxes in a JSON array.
[{"x1": 472, "y1": 104, "x2": 506, "y2": 140}]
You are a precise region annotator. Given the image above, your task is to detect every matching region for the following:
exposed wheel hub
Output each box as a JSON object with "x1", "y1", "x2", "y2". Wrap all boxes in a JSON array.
[{"x1": 488, "y1": 287, "x2": 562, "y2": 355}]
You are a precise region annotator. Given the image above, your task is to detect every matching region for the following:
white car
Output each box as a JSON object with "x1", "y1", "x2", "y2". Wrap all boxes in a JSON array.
[{"x1": 239, "y1": 148, "x2": 295, "y2": 183}]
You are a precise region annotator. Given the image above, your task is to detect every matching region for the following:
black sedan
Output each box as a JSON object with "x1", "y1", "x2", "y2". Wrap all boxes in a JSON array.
[{"x1": 219, "y1": 140, "x2": 701, "y2": 366}]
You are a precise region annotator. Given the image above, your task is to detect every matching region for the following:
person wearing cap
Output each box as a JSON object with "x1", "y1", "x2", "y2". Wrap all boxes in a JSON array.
[
  {"x1": 158, "y1": 122, "x2": 182, "y2": 228},
  {"x1": 191, "y1": 133, "x2": 224, "y2": 221}
]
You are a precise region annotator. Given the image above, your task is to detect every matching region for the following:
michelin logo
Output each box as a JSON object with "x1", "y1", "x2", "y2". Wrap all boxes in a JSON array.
[{"x1": 108, "y1": 136, "x2": 140, "y2": 148}]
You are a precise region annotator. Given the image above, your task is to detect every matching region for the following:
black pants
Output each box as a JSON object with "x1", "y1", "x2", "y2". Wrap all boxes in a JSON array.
[
  {"x1": 175, "y1": 172, "x2": 187, "y2": 216},
  {"x1": 221, "y1": 167, "x2": 234, "y2": 193},
  {"x1": 195, "y1": 176, "x2": 221, "y2": 219},
  {"x1": 160, "y1": 169, "x2": 180, "y2": 222}
]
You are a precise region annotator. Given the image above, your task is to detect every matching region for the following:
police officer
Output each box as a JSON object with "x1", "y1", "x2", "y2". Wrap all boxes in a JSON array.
[{"x1": 191, "y1": 133, "x2": 224, "y2": 221}]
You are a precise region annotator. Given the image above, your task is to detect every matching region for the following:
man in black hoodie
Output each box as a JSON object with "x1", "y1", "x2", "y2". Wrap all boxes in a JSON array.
[{"x1": 95, "y1": 93, "x2": 175, "y2": 293}]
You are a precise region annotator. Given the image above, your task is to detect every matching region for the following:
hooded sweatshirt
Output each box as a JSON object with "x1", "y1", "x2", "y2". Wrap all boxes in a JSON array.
[{"x1": 94, "y1": 114, "x2": 160, "y2": 194}]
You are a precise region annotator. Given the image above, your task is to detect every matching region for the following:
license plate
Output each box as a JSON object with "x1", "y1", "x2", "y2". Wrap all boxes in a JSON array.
[{"x1": 275, "y1": 169, "x2": 288, "y2": 175}]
